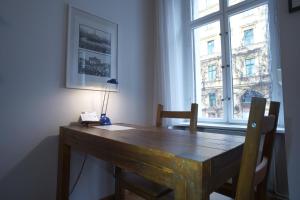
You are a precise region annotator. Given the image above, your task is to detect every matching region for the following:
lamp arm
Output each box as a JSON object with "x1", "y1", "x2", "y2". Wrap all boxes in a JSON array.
[
  {"x1": 104, "y1": 85, "x2": 111, "y2": 114},
  {"x1": 101, "y1": 85, "x2": 109, "y2": 114}
]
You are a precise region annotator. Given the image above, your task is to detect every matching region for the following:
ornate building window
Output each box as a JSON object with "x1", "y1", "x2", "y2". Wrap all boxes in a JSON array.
[
  {"x1": 245, "y1": 58, "x2": 255, "y2": 76},
  {"x1": 243, "y1": 29, "x2": 254, "y2": 46},
  {"x1": 209, "y1": 93, "x2": 216, "y2": 107},
  {"x1": 208, "y1": 65, "x2": 216, "y2": 81},
  {"x1": 207, "y1": 40, "x2": 215, "y2": 55},
  {"x1": 241, "y1": 90, "x2": 263, "y2": 104}
]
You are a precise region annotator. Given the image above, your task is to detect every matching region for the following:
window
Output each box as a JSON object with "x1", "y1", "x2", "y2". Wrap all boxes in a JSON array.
[
  {"x1": 194, "y1": 20, "x2": 224, "y2": 119},
  {"x1": 207, "y1": 40, "x2": 215, "y2": 55},
  {"x1": 209, "y1": 93, "x2": 216, "y2": 107},
  {"x1": 239, "y1": 90, "x2": 263, "y2": 118},
  {"x1": 228, "y1": 0, "x2": 245, "y2": 7},
  {"x1": 192, "y1": 0, "x2": 279, "y2": 123},
  {"x1": 208, "y1": 65, "x2": 216, "y2": 81},
  {"x1": 193, "y1": 0, "x2": 219, "y2": 20},
  {"x1": 241, "y1": 90, "x2": 263, "y2": 104},
  {"x1": 243, "y1": 29, "x2": 254, "y2": 46},
  {"x1": 245, "y1": 58, "x2": 255, "y2": 76}
]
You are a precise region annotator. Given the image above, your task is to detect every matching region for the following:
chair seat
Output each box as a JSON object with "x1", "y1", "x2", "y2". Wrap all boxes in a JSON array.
[{"x1": 120, "y1": 171, "x2": 172, "y2": 198}]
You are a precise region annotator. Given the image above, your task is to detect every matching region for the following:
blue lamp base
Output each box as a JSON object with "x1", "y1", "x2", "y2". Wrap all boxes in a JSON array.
[{"x1": 99, "y1": 114, "x2": 112, "y2": 125}]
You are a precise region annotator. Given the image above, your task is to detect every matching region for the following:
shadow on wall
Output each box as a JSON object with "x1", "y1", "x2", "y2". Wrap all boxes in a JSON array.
[
  {"x1": 0, "y1": 16, "x2": 10, "y2": 27},
  {"x1": 0, "y1": 133, "x2": 115, "y2": 200},
  {"x1": 0, "y1": 136, "x2": 58, "y2": 200}
]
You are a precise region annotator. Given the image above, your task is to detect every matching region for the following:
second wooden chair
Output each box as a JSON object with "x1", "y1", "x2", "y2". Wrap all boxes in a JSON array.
[
  {"x1": 211, "y1": 98, "x2": 280, "y2": 200},
  {"x1": 157, "y1": 98, "x2": 279, "y2": 200}
]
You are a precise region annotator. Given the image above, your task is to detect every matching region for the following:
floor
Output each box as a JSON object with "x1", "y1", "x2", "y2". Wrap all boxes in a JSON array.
[
  {"x1": 123, "y1": 191, "x2": 228, "y2": 200},
  {"x1": 122, "y1": 192, "x2": 284, "y2": 200}
]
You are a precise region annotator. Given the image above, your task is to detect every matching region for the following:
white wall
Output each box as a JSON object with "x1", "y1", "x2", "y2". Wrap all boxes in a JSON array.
[
  {"x1": 277, "y1": 1, "x2": 300, "y2": 199},
  {"x1": 0, "y1": 0, "x2": 154, "y2": 199}
]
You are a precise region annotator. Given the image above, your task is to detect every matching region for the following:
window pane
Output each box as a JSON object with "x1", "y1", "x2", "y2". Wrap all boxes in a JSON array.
[
  {"x1": 193, "y1": 0, "x2": 219, "y2": 20},
  {"x1": 229, "y1": 5, "x2": 271, "y2": 120},
  {"x1": 243, "y1": 29, "x2": 254, "y2": 46},
  {"x1": 228, "y1": 0, "x2": 245, "y2": 7},
  {"x1": 208, "y1": 65, "x2": 216, "y2": 81},
  {"x1": 245, "y1": 58, "x2": 255, "y2": 76},
  {"x1": 209, "y1": 93, "x2": 216, "y2": 107},
  {"x1": 194, "y1": 21, "x2": 224, "y2": 119}
]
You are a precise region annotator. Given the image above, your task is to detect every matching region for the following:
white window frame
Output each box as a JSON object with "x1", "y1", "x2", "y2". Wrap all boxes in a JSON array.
[{"x1": 189, "y1": 0, "x2": 282, "y2": 125}]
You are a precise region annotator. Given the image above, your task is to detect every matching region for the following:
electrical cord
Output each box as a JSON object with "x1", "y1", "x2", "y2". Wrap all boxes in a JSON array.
[{"x1": 69, "y1": 153, "x2": 88, "y2": 196}]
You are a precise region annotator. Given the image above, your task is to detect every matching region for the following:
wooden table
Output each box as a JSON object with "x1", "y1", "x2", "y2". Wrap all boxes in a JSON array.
[{"x1": 56, "y1": 124, "x2": 245, "y2": 200}]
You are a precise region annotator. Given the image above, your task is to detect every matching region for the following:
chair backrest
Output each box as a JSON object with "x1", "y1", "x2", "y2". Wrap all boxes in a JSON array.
[
  {"x1": 155, "y1": 103, "x2": 198, "y2": 131},
  {"x1": 255, "y1": 101, "x2": 280, "y2": 200},
  {"x1": 235, "y1": 98, "x2": 279, "y2": 200}
]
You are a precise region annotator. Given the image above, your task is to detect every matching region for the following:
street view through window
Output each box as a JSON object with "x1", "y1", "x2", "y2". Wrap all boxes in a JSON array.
[{"x1": 193, "y1": 0, "x2": 271, "y2": 121}]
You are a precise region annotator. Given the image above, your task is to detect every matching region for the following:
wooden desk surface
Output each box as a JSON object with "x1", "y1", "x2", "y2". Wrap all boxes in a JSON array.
[
  {"x1": 65, "y1": 124, "x2": 244, "y2": 162},
  {"x1": 57, "y1": 124, "x2": 245, "y2": 200}
]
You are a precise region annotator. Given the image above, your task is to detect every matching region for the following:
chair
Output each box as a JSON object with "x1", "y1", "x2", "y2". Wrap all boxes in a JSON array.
[
  {"x1": 114, "y1": 103, "x2": 198, "y2": 200},
  {"x1": 211, "y1": 98, "x2": 280, "y2": 200},
  {"x1": 156, "y1": 103, "x2": 198, "y2": 131}
]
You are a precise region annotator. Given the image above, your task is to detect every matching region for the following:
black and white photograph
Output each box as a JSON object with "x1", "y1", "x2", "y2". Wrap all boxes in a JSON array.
[
  {"x1": 78, "y1": 50, "x2": 111, "y2": 77},
  {"x1": 66, "y1": 6, "x2": 118, "y2": 90},
  {"x1": 79, "y1": 24, "x2": 111, "y2": 54},
  {"x1": 289, "y1": 0, "x2": 300, "y2": 12}
]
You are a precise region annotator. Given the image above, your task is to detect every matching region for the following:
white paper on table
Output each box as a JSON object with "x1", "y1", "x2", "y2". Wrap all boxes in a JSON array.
[{"x1": 93, "y1": 125, "x2": 135, "y2": 131}]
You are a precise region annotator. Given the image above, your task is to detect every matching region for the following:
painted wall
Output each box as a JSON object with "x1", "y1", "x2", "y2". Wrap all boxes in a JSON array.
[
  {"x1": 277, "y1": 0, "x2": 300, "y2": 199},
  {"x1": 0, "y1": 0, "x2": 155, "y2": 199}
]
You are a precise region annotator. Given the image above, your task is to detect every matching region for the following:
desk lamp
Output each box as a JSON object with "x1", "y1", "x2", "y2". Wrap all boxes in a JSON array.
[{"x1": 99, "y1": 78, "x2": 118, "y2": 125}]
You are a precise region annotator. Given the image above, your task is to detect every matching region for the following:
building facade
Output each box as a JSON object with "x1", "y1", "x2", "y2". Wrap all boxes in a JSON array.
[{"x1": 195, "y1": 4, "x2": 271, "y2": 120}]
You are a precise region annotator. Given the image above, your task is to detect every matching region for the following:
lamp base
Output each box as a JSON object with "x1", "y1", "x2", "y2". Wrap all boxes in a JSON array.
[{"x1": 99, "y1": 114, "x2": 112, "y2": 125}]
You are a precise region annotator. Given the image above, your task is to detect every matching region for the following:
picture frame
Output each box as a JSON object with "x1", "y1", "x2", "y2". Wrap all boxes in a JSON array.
[
  {"x1": 289, "y1": 0, "x2": 300, "y2": 13},
  {"x1": 66, "y1": 6, "x2": 118, "y2": 91}
]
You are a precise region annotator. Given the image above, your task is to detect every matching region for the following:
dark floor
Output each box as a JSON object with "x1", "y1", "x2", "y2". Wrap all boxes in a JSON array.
[{"x1": 106, "y1": 190, "x2": 286, "y2": 200}]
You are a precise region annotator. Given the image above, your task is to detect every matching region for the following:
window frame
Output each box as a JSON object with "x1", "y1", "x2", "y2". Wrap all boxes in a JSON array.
[{"x1": 189, "y1": 0, "x2": 280, "y2": 124}]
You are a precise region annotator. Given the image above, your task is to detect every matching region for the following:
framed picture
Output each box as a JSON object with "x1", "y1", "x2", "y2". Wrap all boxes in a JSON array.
[
  {"x1": 289, "y1": 0, "x2": 300, "y2": 13},
  {"x1": 66, "y1": 6, "x2": 118, "y2": 91}
]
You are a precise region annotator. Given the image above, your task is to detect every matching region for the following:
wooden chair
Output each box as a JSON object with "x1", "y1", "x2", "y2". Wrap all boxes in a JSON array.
[
  {"x1": 114, "y1": 103, "x2": 198, "y2": 200},
  {"x1": 156, "y1": 103, "x2": 198, "y2": 131},
  {"x1": 211, "y1": 98, "x2": 280, "y2": 200}
]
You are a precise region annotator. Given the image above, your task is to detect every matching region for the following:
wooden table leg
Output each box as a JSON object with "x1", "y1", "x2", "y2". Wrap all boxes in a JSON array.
[
  {"x1": 174, "y1": 181, "x2": 187, "y2": 200},
  {"x1": 115, "y1": 166, "x2": 125, "y2": 200},
  {"x1": 56, "y1": 133, "x2": 71, "y2": 200},
  {"x1": 174, "y1": 180, "x2": 209, "y2": 200}
]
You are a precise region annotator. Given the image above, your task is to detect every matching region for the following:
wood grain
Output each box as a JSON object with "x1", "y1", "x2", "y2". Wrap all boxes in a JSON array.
[{"x1": 56, "y1": 124, "x2": 244, "y2": 200}]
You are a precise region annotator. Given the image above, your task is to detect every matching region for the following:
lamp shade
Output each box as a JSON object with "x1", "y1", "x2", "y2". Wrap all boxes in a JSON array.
[{"x1": 107, "y1": 78, "x2": 118, "y2": 85}]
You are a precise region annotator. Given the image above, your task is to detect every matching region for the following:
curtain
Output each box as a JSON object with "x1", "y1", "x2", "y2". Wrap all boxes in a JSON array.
[{"x1": 153, "y1": 0, "x2": 191, "y2": 125}]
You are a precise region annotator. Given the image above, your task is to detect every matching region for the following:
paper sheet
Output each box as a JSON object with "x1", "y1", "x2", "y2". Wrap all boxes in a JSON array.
[{"x1": 93, "y1": 125, "x2": 135, "y2": 131}]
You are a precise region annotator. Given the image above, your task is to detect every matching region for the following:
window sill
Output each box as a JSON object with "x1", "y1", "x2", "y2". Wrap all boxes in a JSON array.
[{"x1": 175, "y1": 122, "x2": 285, "y2": 134}]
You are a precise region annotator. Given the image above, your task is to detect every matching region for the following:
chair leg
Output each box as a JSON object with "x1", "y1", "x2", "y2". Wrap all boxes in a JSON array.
[
  {"x1": 115, "y1": 166, "x2": 125, "y2": 200},
  {"x1": 256, "y1": 181, "x2": 267, "y2": 200},
  {"x1": 232, "y1": 175, "x2": 238, "y2": 197}
]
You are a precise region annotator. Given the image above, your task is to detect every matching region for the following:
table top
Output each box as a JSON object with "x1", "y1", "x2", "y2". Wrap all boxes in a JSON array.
[{"x1": 62, "y1": 123, "x2": 245, "y2": 163}]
